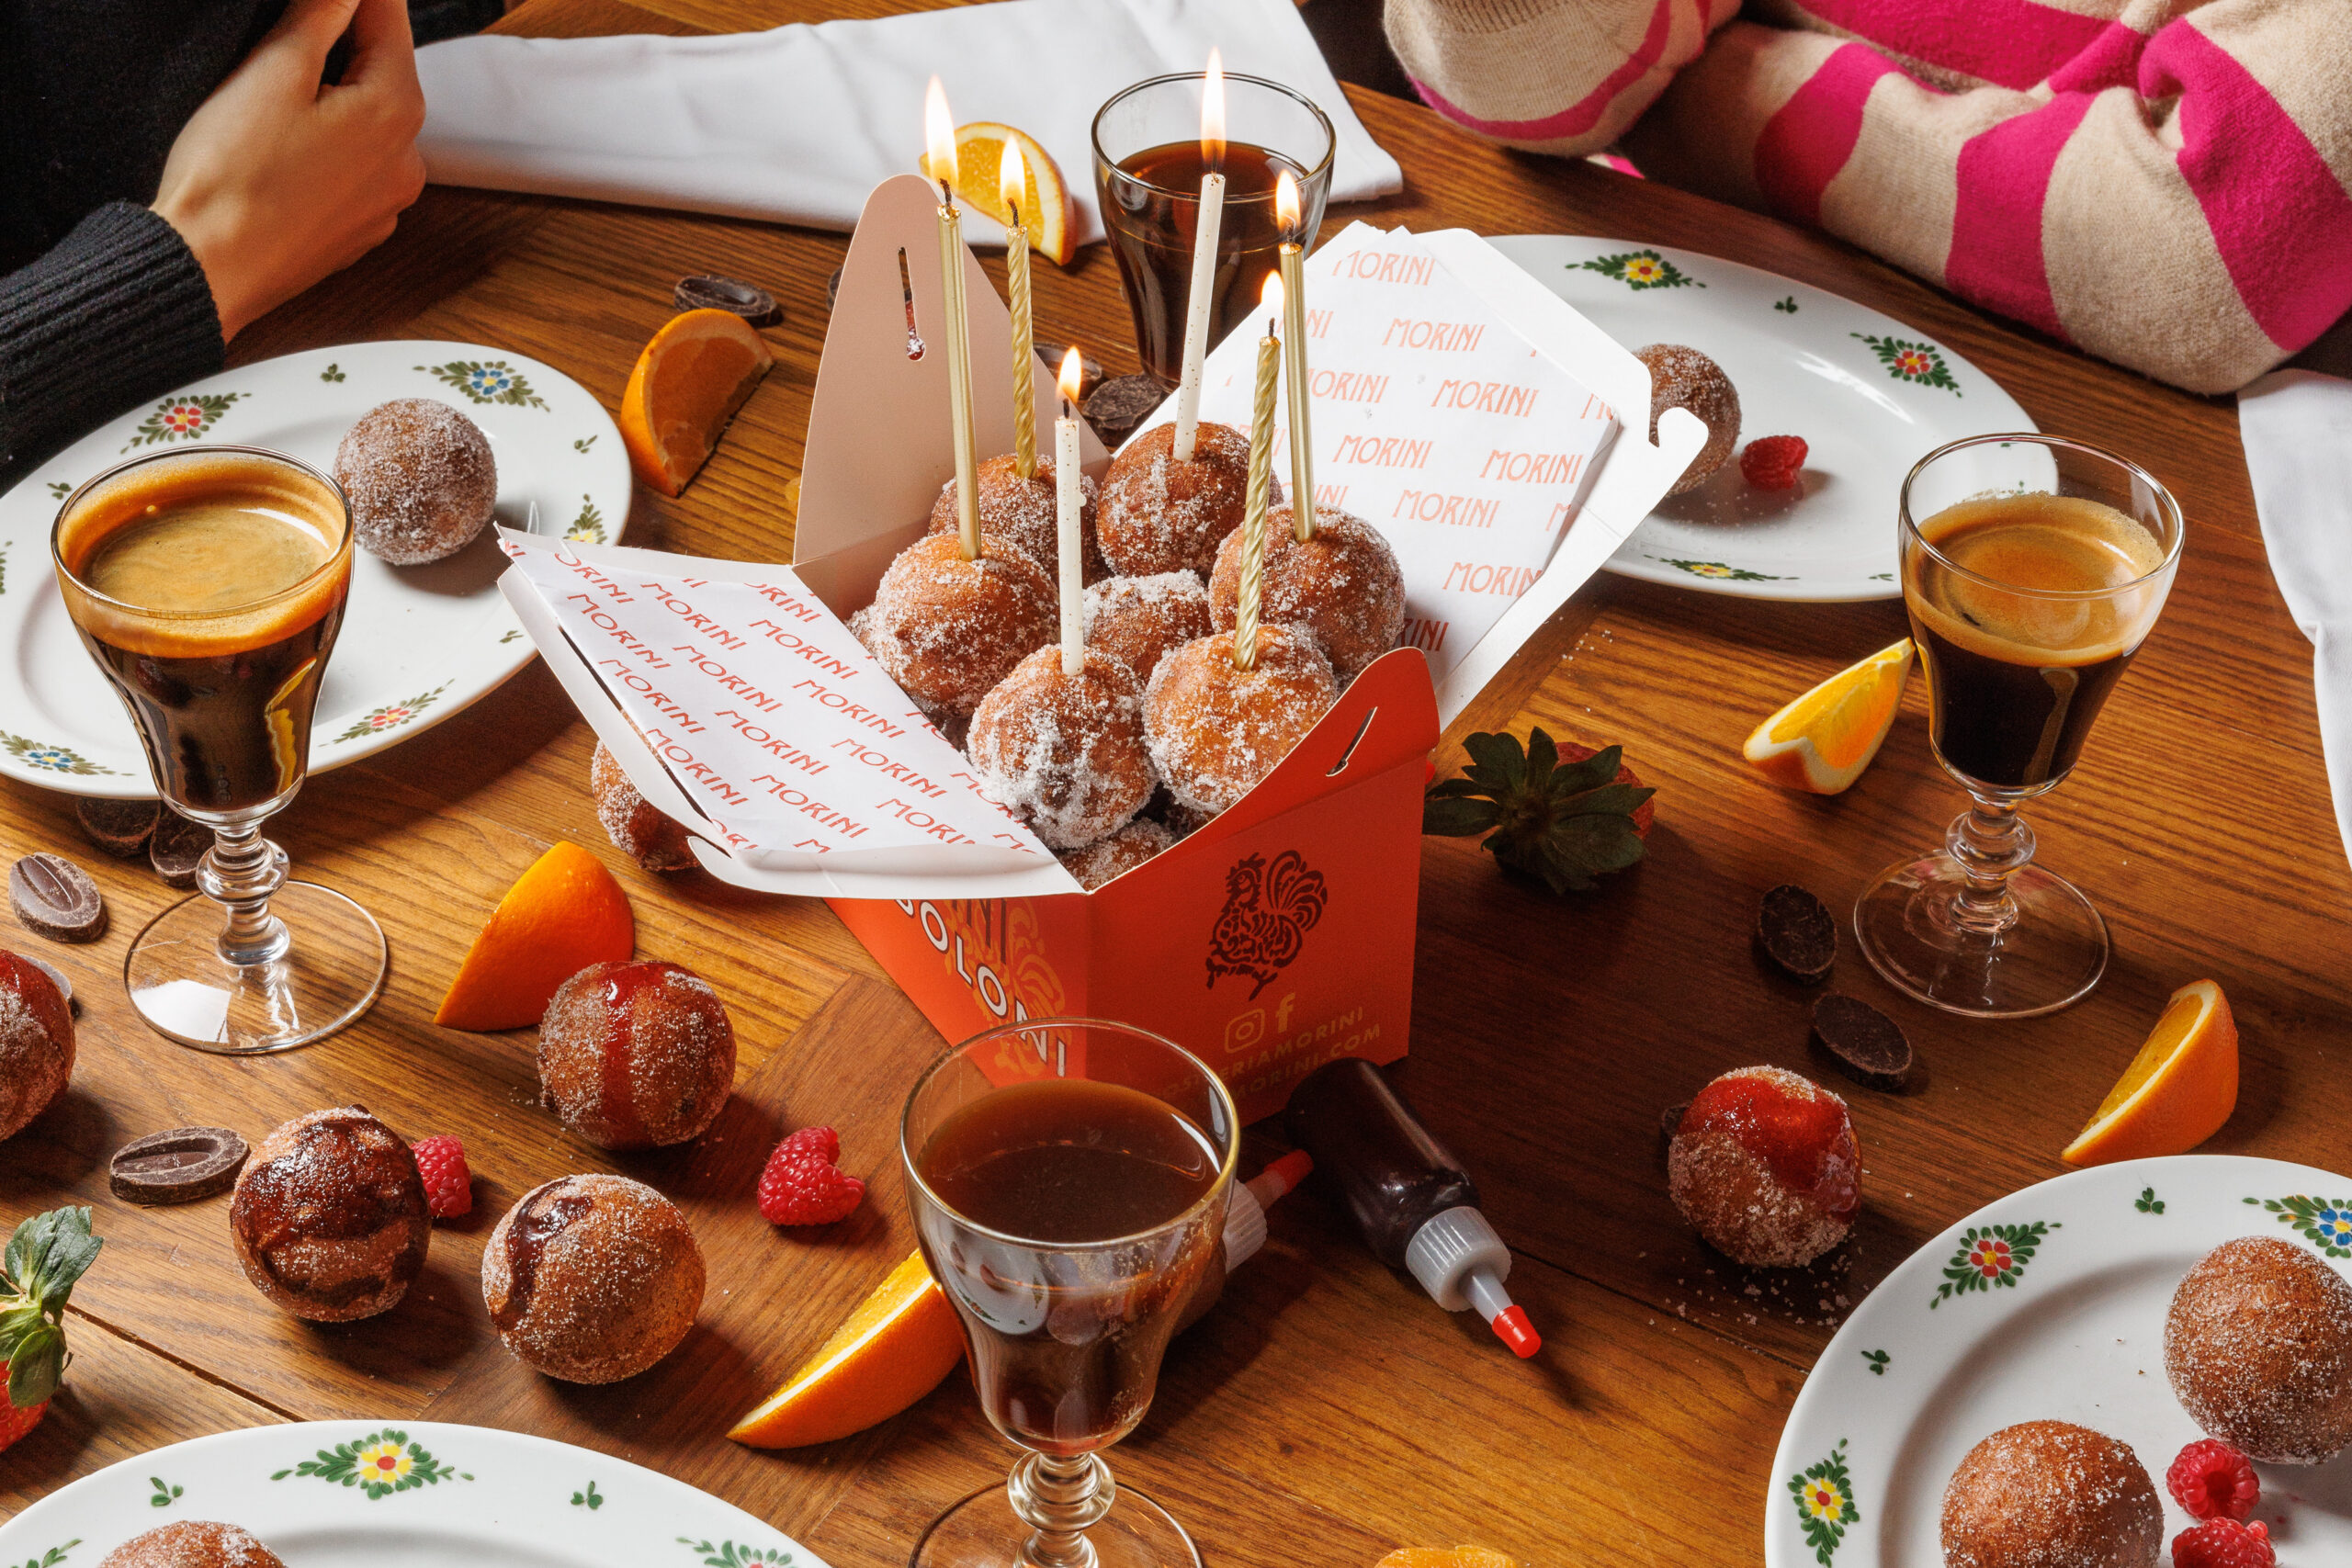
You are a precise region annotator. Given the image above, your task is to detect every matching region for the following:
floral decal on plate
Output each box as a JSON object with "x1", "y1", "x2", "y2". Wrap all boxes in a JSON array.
[
  {"x1": 2245, "y1": 1194, "x2": 2352, "y2": 1258},
  {"x1": 1657, "y1": 558, "x2": 1785, "y2": 582},
  {"x1": 272, "y1": 1428, "x2": 473, "y2": 1498},
  {"x1": 1931, "y1": 1221, "x2": 2058, "y2": 1306},
  {"x1": 12, "y1": 1542, "x2": 79, "y2": 1568},
  {"x1": 1, "y1": 731, "x2": 121, "y2": 776},
  {"x1": 1851, "y1": 333, "x2": 1960, "y2": 394},
  {"x1": 565, "y1": 494, "x2": 606, "y2": 544},
  {"x1": 2137, "y1": 1187, "x2": 2166, "y2": 1214},
  {"x1": 123, "y1": 392, "x2": 244, "y2": 450},
  {"x1": 1788, "y1": 1439, "x2": 1858, "y2": 1566},
  {"x1": 1860, "y1": 1348, "x2": 1889, "y2": 1376},
  {"x1": 572, "y1": 1480, "x2": 603, "y2": 1509},
  {"x1": 574, "y1": 434, "x2": 598, "y2": 453},
  {"x1": 149, "y1": 1477, "x2": 183, "y2": 1507},
  {"x1": 680, "y1": 1539, "x2": 793, "y2": 1568},
  {"x1": 47, "y1": 481, "x2": 72, "y2": 499},
  {"x1": 1576, "y1": 249, "x2": 1702, "y2": 290},
  {"x1": 417, "y1": 359, "x2": 548, "y2": 410},
  {"x1": 320, "y1": 363, "x2": 346, "y2": 383},
  {"x1": 1774, "y1": 295, "x2": 1799, "y2": 313},
  {"x1": 330, "y1": 682, "x2": 452, "y2": 745}
]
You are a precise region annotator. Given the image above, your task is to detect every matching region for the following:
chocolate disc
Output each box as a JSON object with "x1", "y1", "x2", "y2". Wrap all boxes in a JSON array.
[
  {"x1": 1756, "y1": 883, "x2": 1838, "y2": 984},
  {"x1": 10, "y1": 853, "x2": 106, "y2": 942},
  {"x1": 1035, "y1": 342, "x2": 1105, "y2": 405},
  {"x1": 110, "y1": 1126, "x2": 250, "y2": 1204},
  {"x1": 1083, "y1": 375, "x2": 1167, "y2": 449},
  {"x1": 151, "y1": 812, "x2": 210, "y2": 889},
  {"x1": 673, "y1": 274, "x2": 781, "y2": 328},
  {"x1": 1811, "y1": 992, "x2": 1913, "y2": 1090},
  {"x1": 76, "y1": 796, "x2": 160, "y2": 859}
]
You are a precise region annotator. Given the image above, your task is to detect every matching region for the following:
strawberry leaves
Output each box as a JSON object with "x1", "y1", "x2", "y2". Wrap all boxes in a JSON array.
[
  {"x1": 0, "y1": 1206, "x2": 101, "y2": 1409},
  {"x1": 1424, "y1": 728, "x2": 1655, "y2": 895}
]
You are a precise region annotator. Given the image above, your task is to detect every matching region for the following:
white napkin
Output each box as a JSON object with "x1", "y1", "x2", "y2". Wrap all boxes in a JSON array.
[
  {"x1": 2237, "y1": 367, "x2": 2352, "y2": 870},
  {"x1": 414, "y1": 0, "x2": 1402, "y2": 246}
]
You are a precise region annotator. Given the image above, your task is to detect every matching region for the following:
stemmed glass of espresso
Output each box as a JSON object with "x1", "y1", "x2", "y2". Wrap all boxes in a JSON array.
[
  {"x1": 1855, "y1": 434, "x2": 2184, "y2": 1018},
  {"x1": 51, "y1": 446, "x2": 387, "y2": 1052},
  {"x1": 902, "y1": 1018, "x2": 1238, "y2": 1568}
]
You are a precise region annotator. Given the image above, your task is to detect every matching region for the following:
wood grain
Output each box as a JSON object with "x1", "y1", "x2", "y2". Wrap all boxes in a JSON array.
[{"x1": 1, "y1": 2, "x2": 2339, "y2": 1564}]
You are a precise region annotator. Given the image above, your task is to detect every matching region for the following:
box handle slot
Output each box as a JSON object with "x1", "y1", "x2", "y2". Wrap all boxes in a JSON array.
[
  {"x1": 899, "y1": 248, "x2": 925, "y2": 359},
  {"x1": 1327, "y1": 706, "x2": 1377, "y2": 776}
]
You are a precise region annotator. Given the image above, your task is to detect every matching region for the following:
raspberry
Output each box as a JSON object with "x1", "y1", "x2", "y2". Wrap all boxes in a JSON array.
[
  {"x1": 2167, "y1": 1438, "x2": 2259, "y2": 1521},
  {"x1": 758, "y1": 1127, "x2": 865, "y2": 1225},
  {"x1": 2172, "y1": 1519, "x2": 2274, "y2": 1568},
  {"x1": 411, "y1": 1134, "x2": 473, "y2": 1219},
  {"x1": 1740, "y1": 434, "x2": 1808, "y2": 490}
]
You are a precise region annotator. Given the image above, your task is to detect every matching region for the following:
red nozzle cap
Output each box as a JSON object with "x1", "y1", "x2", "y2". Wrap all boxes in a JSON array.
[
  {"x1": 1490, "y1": 1304, "x2": 1541, "y2": 1358},
  {"x1": 1261, "y1": 1149, "x2": 1313, "y2": 1197}
]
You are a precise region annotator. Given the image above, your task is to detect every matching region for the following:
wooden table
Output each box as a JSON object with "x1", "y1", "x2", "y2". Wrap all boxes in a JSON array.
[{"x1": 5, "y1": 1, "x2": 2347, "y2": 1562}]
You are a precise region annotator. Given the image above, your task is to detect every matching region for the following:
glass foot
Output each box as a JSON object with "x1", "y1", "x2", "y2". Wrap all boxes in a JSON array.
[
  {"x1": 910, "y1": 1480, "x2": 1202, "y2": 1568},
  {"x1": 125, "y1": 881, "x2": 387, "y2": 1053},
  {"x1": 1854, "y1": 852, "x2": 2108, "y2": 1019}
]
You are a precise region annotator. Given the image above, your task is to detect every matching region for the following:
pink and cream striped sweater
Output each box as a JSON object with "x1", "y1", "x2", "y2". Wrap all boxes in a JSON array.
[{"x1": 1383, "y1": 0, "x2": 2352, "y2": 393}]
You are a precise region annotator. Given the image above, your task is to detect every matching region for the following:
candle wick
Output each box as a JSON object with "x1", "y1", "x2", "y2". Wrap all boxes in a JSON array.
[{"x1": 937, "y1": 179, "x2": 955, "y2": 209}]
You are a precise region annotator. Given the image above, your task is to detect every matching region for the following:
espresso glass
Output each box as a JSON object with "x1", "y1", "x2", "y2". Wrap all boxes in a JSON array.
[
  {"x1": 902, "y1": 1018, "x2": 1238, "y2": 1568},
  {"x1": 1093, "y1": 72, "x2": 1335, "y2": 388},
  {"x1": 51, "y1": 446, "x2": 387, "y2": 1052},
  {"x1": 1855, "y1": 434, "x2": 2184, "y2": 1018}
]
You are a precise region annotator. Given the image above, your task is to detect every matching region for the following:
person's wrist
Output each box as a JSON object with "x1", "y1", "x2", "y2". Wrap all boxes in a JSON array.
[{"x1": 151, "y1": 195, "x2": 252, "y2": 343}]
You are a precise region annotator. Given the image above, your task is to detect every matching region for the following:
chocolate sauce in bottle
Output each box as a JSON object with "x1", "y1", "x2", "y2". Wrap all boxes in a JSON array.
[{"x1": 1284, "y1": 1057, "x2": 1540, "y2": 1357}]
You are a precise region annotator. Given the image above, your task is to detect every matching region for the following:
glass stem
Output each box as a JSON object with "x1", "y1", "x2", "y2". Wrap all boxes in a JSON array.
[
  {"x1": 1009, "y1": 1451, "x2": 1116, "y2": 1568},
  {"x1": 198, "y1": 821, "x2": 292, "y2": 968},
  {"x1": 1945, "y1": 795, "x2": 2036, "y2": 939}
]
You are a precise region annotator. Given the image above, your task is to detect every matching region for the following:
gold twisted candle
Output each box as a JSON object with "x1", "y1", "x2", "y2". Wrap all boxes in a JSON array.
[
  {"x1": 1233, "y1": 276, "x2": 1283, "y2": 672},
  {"x1": 1001, "y1": 142, "x2": 1036, "y2": 480}
]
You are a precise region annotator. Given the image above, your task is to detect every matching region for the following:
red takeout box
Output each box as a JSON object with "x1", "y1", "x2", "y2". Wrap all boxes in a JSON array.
[{"x1": 535, "y1": 176, "x2": 1701, "y2": 1122}]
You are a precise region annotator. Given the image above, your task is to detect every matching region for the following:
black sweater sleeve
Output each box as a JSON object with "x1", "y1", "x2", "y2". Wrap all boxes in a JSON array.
[{"x1": 0, "y1": 201, "x2": 223, "y2": 484}]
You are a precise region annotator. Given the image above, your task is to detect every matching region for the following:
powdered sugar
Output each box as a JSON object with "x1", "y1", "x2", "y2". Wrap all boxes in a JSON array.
[
  {"x1": 481, "y1": 1172, "x2": 705, "y2": 1384},
  {"x1": 968, "y1": 648, "x2": 1154, "y2": 850},
  {"x1": 1940, "y1": 1421, "x2": 2163, "y2": 1568},
  {"x1": 1083, "y1": 570, "x2": 1211, "y2": 685},
  {"x1": 929, "y1": 454, "x2": 1101, "y2": 581},
  {"x1": 1142, "y1": 626, "x2": 1338, "y2": 814},
  {"x1": 1097, "y1": 421, "x2": 1273, "y2": 577},
  {"x1": 865, "y1": 534, "x2": 1057, "y2": 718},
  {"x1": 1208, "y1": 504, "x2": 1406, "y2": 684},
  {"x1": 334, "y1": 399, "x2": 497, "y2": 565},
  {"x1": 2166, "y1": 1236, "x2": 2352, "y2": 1463},
  {"x1": 1059, "y1": 818, "x2": 1177, "y2": 890}
]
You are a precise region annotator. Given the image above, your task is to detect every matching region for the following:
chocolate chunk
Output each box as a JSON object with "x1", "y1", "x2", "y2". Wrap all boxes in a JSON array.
[
  {"x1": 1083, "y1": 374, "x2": 1167, "y2": 448},
  {"x1": 110, "y1": 1126, "x2": 250, "y2": 1205},
  {"x1": 1812, "y1": 993, "x2": 1913, "y2": 1091},
  {"x1": 673, "y1": 274, "x2": 781, "y2": 328},
  {"x1": 10, "y1": 854, "x2": 106, "y2": 942},
  {"x1": 1035, "y1": 342, "x2": 1105, "y2": 404},
  {"x1": 151, "y1": 812, "x2": 211, "y2": 889},
  {"x1": 22, "y1": 954, "x2": 74, "y2": 1012},
  {"x1": 1756, "y1": 883, "x2": 1838, "y2": 984},
  {"x1": 76, "y1": 796, "x2": 159, "y2": 859}
]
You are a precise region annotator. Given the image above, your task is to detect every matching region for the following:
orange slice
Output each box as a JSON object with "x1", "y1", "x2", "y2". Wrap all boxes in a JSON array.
[
  {"x1": 1742, "y1": 639, "x2": 1914, "y2": 795},
  {"x1": 917, "y1": 122, "x2": 1074, "y2": 265},
  {"x1": 1376, "y1": 1551, "x2": 1523, "y2": 1568},
  {"x1": 728, "y1": 1250, "x2": 966, "y2": 1449},
  {"x1": 2061, "y1": 979, "x2": 2238, "y2": 1167},
  {"x1": 618, "y1": 308, "x2": 775, "y2": 497},
  {"x1": 435, "y1": 840, "x2": 634, "y2": 1031}
]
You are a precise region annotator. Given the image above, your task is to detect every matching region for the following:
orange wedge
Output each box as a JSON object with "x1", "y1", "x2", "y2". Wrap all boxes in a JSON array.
[
  {"x1": 918, "y1": 122, "x2": 1074, "y2": 265},
  {"x1": 728, "y1": 1250, "x2": 966, "y2": 1449},
  {"x1": 2062, "y1": 979, "x2": 2238, "y2": 1167},
  {"x1": 1742, "y1": 638, "x2": 1914, "y2": 795},
  {"x1": 435, "y1": 840, "x2": 634, "y2": 1031},
  {"x1": 618, "y1": 308, "x2": 775, "y2": 497},
  {"x1": 1376, "y1": 1551, "x2": 1523, "y2": 1568}
]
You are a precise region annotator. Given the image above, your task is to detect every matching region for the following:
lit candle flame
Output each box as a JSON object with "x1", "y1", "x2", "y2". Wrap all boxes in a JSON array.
[
  {"x1": 999, "y1": 140, "x2": 1026, "y2": 227},
  {"x1": 1262, "y1": 271, "x2": 1283, "y2": 320},
  {"x1": 1057, "y1": 346, "x2": 1086, "y2": 408},
  {"x1": 1276, "y1": 168, "x2": 1302, "y2": 241},
  {"x1": 1201, "y1": 50, "x2": 1227, "y2": 170},
  {"x1": 925, "y1": 76, "x2": 958, "y2": 196}
]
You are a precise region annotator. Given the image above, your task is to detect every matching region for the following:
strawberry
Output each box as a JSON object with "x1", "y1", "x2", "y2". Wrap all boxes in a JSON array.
[
  {"x1": 0, "y1": 1206, "x2": 104, "y2": 1451},
  {"x1": 412, "y1": 1135, "x2": 473, "y2": 1220},
  {"x1": 1423, "y1": 728, "x2": 1655, "y2": 894}
]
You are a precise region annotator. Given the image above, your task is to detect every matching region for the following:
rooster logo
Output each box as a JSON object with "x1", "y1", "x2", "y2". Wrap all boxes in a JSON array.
[{"x1": 1205, "y1": 851, "x2": 1328, "y2": 998}]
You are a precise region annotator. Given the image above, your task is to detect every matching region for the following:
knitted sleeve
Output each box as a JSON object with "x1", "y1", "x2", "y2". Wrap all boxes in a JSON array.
[
  {"x1": 0, "y1": 202, "x2": 224, "y2": 483},
  {"x1": 1620, "y1": 4, "x2": 2352, "y2": 394},
  {"x1": 1383, "y1": 0, "x2": 1740, "y2": 155}
]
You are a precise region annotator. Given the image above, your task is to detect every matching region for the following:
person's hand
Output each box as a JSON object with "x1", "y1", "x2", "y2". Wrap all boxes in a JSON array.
[{"x1": 153, "y1": 0, "x2": 428, "y2": 341}]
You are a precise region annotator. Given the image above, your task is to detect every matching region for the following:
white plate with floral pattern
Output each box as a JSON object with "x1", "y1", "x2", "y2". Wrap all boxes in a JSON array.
[
  {"x1": 1492, "y1": 236, "x2": 2036, "y2": 603},
  {"x1": 1769, "y1": 1155, "x2": 2352, "y2": 1568},
  {"x1": 0, "y1": 1420, "x2": 826, "y2": 1568},
  {"x1": 0, "y1": 341, "x2": 629, "y2": 797}
]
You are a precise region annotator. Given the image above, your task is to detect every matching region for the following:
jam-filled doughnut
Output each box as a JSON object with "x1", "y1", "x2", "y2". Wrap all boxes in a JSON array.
[
  {"x1": 228, "y1": 1106, "x2": 430, "y2": 1322},
  {"x1": 481, "y1": 1173, "x2": 704, "y2": 1383}
]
